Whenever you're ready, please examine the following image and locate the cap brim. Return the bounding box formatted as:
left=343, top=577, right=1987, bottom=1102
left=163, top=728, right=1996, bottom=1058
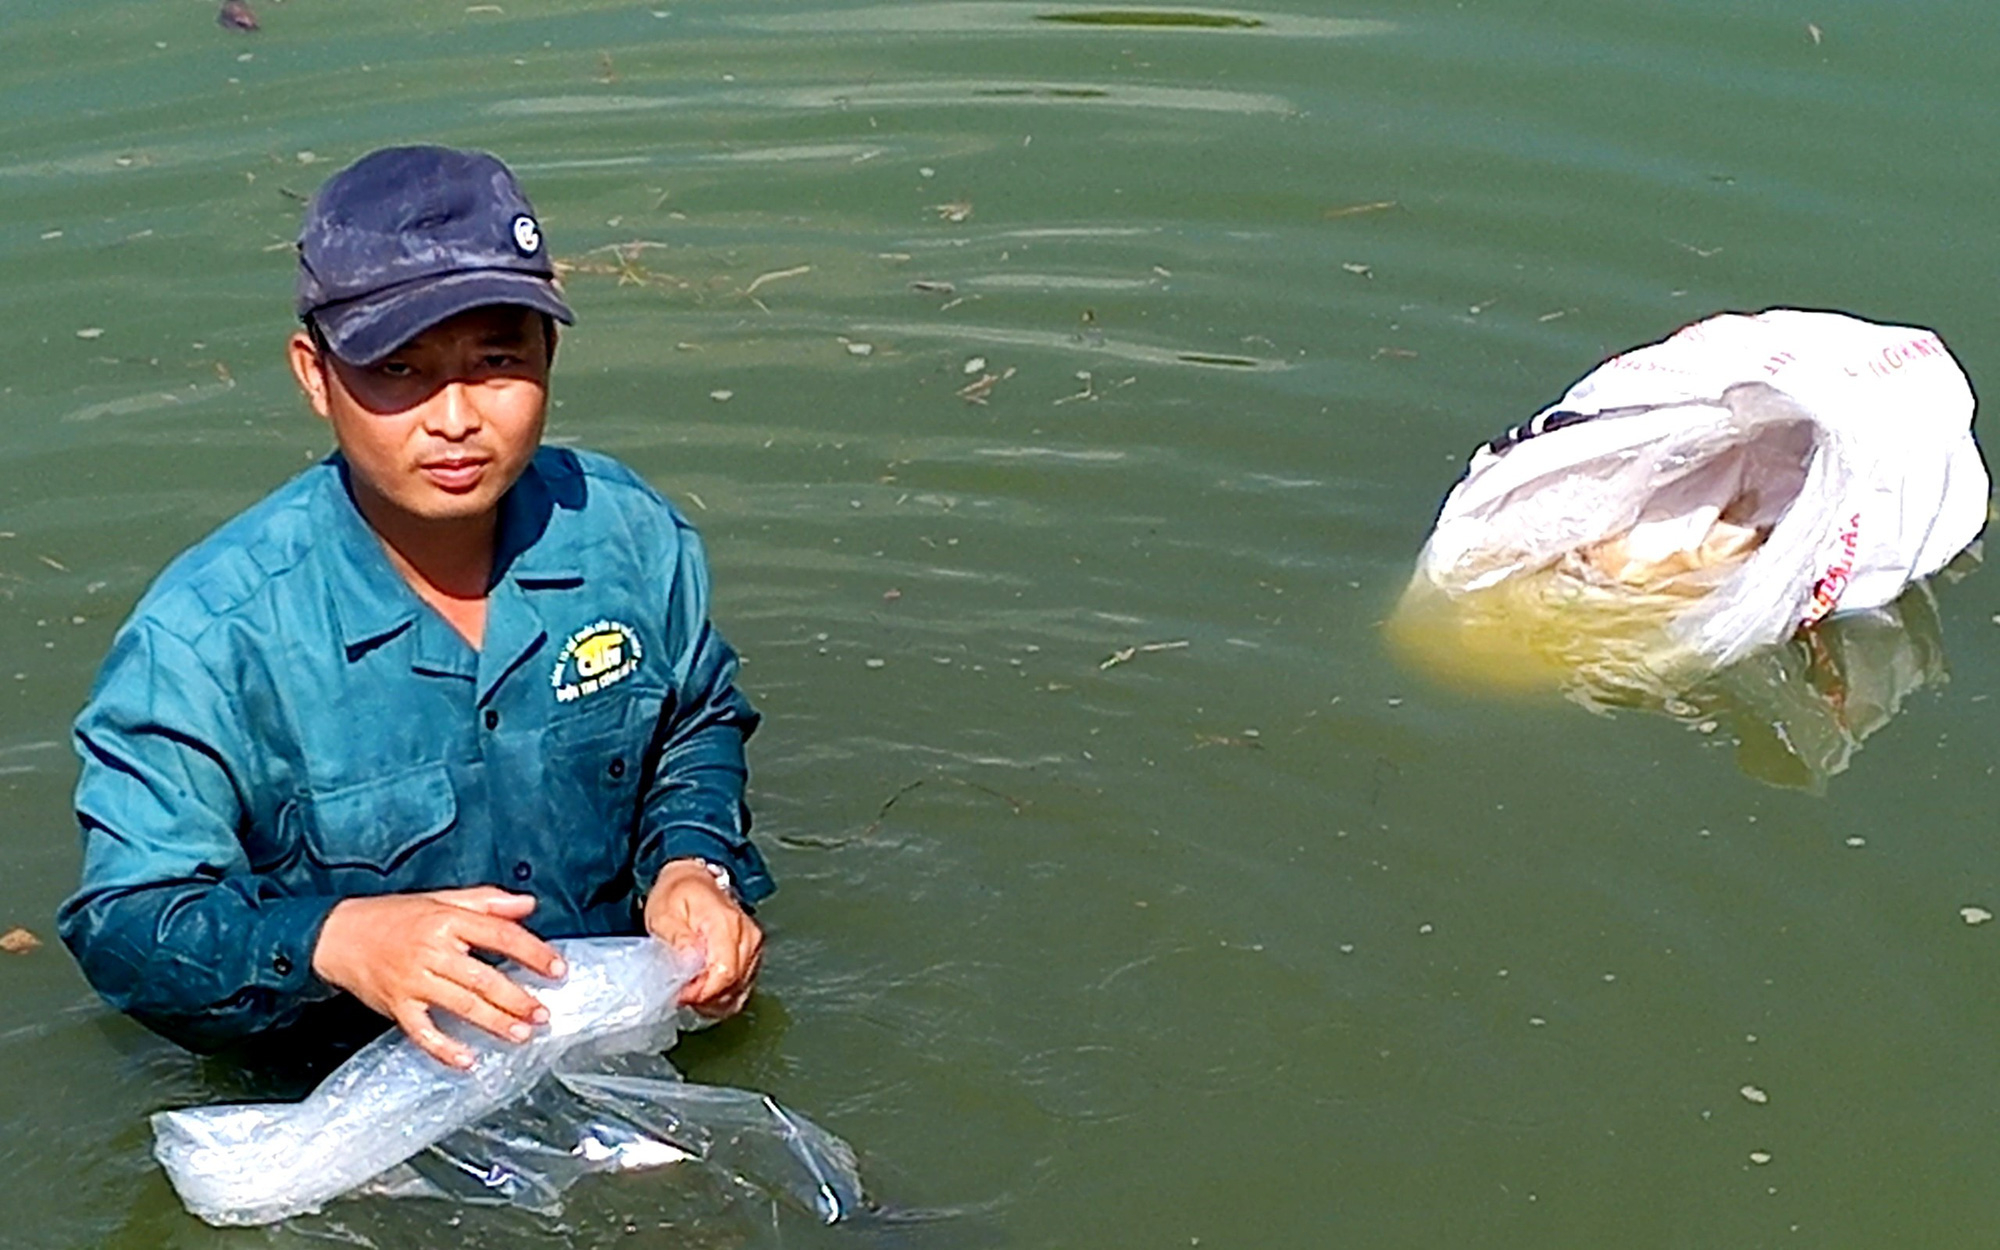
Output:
left=311, top=268, right=576, bottom=366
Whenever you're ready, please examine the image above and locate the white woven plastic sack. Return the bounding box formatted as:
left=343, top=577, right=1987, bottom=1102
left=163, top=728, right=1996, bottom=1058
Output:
left=150, top=938, right=863, bottom=1228
left=1412, top=309, right=1988, bottom=671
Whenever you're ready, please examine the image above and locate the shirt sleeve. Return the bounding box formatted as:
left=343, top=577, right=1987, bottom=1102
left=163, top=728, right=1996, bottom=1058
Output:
left=57, top=622, right=340, bottom=1053
left=631, top=514, right=775, bottom=907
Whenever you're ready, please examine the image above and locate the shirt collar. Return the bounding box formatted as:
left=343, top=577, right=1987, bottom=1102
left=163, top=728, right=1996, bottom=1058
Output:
left=315, top=458, right=421, bottom=657
left=316, top=453, right=586, bottom=659
left=492, top=450, right=585, bottom=589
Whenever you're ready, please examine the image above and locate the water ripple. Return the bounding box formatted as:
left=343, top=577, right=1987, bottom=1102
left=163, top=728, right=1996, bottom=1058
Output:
left=491, top=78, right=1294, bottom=119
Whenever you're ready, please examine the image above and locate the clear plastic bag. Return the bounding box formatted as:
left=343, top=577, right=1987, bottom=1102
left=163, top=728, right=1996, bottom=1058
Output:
left=151, top=938, right=863, bottom=1228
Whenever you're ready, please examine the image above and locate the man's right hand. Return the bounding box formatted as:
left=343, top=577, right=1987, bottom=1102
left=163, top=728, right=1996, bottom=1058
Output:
left=309, top=887, right=567, bottom=1070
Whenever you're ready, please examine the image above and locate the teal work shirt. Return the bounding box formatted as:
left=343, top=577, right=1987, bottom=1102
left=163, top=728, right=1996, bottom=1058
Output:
left=57, top=447, right=772, bottom=1053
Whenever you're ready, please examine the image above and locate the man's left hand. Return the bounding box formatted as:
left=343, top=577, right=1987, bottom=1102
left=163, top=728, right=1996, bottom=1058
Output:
left=643, top=858, right=762, bottom=1017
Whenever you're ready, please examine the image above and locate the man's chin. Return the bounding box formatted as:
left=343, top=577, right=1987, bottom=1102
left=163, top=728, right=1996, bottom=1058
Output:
left=402, top=485, right=507, bottom=524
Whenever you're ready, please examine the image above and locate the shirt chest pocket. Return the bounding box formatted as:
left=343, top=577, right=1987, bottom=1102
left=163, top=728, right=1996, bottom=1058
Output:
left=298, top=763, right=461, bottom=886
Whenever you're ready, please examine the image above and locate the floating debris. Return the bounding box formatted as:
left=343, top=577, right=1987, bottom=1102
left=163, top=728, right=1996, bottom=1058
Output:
left=217, top=0, right=259, bottom=31
left=931, top=200, right=973, bottom=224
left=709, top=389, right=734, bottom=403
left=742, top=264, right=811, bottom=297
left=1324, top=200, right=1397, bottom=220
left=1036, top=10, right=1265, bottom=28
left=962, top=356, right=987, bottom=375
left=0, top=927, right=42, bottom=955
left=1341, top=262, right=1372, bottom=277
left=1749, top=1151, right=1773, bottom=1165
left=1962, top=906, right=1993, bottom=926
left=1740, top=1085, right=1769, bottom=1105
left=1806, top=22, right=1823, bottom=45
left=909, top=280, right=956, bottom=296
left=75, top=328, right=104, bottom=340
left=864, top=658, right=886, bottom=670
left=957, top=366, right=1015, bottom=405
left=1100, top=639, right=1190, bottom=671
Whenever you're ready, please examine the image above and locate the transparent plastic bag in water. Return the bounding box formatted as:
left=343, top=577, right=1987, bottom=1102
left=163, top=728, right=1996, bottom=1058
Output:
left=150, top=938, right=865, bottom=1228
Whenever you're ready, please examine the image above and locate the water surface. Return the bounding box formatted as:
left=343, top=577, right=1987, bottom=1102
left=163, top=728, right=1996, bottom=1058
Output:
left=3, top=0, right=1999, bottom=1245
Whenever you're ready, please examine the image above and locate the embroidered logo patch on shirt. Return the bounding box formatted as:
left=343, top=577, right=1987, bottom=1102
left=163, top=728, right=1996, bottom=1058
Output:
left=551, top=620, right=643, bottom=703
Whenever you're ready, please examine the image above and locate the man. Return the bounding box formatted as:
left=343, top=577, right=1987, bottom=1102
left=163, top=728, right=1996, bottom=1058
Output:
left=57, top=146, right=771, bottom=1071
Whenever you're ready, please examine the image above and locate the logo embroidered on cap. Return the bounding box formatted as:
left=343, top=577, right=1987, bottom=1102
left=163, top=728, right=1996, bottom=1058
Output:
left=551, top=620, right=642, bottom=703
left=511, top=214, right=542, bottom=255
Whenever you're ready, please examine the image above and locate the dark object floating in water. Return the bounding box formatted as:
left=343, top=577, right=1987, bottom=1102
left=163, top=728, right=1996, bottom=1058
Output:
left=1037, top=9, right=1265, bottom=28
left=218, top=0, right=259, bottom=31
left=976, top=86, right=1111, bottom=99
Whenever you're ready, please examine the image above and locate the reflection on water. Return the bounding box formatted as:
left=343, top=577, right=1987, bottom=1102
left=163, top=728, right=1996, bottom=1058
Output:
left=1672, top=582, right=1950, bottom=792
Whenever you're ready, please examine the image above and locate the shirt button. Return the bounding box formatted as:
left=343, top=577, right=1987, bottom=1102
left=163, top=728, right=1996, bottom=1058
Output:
left=272, top=953, right=293, bottom=977
left=484, top=709, right=500, bottom=731
left=513, top=860, right=532, bottom=882
left=607, top=757, right=626, bottom=779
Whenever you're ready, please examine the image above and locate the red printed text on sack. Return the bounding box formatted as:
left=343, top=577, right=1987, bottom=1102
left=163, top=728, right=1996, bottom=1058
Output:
left=1801, top=513, right=1862, bottom=625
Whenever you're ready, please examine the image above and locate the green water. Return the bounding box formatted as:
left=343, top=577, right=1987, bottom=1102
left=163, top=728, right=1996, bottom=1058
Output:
left=3, top=0, right=1999, bottom=1245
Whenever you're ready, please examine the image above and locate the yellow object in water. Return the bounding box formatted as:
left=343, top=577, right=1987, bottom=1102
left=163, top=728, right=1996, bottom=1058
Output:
left=1388, top=517, right=1767, bottom=703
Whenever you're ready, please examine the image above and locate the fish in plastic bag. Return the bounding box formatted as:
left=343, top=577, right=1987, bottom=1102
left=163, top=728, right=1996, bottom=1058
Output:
left=1392, top=309, right=1988, bottom=698
left=150, top=937, right=865, bottom=1228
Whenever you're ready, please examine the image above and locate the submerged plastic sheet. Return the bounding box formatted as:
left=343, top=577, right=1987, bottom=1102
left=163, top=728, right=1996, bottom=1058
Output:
left=151, top=938, right=864, bottom=1228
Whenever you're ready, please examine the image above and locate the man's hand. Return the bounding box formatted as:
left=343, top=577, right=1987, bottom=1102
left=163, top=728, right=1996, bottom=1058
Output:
left=644, top=859, right=762, bottom=1017
left=310, top=887, right=567, bottom=1070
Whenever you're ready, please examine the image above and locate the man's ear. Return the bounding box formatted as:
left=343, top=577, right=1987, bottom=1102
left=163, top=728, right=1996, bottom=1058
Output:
left=286, top=330, right=333, bottom=420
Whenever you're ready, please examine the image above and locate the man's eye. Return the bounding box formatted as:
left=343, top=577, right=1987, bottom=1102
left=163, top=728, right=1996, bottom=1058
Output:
left=482, top=353, right=523, bottom=369
left=376, top=360, right=417, bottom=378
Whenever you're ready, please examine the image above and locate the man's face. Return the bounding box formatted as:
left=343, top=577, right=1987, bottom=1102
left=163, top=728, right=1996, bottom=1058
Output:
left=288, top=305, right=551, bottom=530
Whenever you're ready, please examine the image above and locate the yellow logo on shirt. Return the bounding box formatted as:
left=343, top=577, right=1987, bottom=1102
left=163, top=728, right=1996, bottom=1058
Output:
left=551, top=620, right=643, bottom=703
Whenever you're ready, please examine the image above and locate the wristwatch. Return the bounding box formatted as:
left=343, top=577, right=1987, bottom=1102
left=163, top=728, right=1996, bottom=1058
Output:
left=692, top=858, right=735, bottom=901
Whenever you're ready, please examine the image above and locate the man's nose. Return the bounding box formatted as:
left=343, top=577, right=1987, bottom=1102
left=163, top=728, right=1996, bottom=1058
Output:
left=428, top=380, right=482, bottom=439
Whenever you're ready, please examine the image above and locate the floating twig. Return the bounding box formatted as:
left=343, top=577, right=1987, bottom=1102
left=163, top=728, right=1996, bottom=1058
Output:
left=860, top=775, right=1026, bottom=835
left=1323, top=200, right=1397, bottom=220
left=742, top=264, right=812, bottom=296
left=1099, top=639, right=1189, bottom=671
left=957, top=366, right=1015, bottom=405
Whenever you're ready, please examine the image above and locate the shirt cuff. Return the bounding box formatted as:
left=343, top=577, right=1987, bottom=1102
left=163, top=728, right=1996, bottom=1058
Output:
left=247, top=894, right=344, bottom=997
left=640, top=827, right=776, bottom=907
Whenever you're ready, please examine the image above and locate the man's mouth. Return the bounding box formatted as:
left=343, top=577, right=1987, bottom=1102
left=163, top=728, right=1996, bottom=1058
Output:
left=419, top=456, right=490, bottom=492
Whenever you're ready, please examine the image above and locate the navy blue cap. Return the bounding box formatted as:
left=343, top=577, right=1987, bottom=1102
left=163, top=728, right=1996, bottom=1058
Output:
left=295, top=146, right=575, bottom=365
